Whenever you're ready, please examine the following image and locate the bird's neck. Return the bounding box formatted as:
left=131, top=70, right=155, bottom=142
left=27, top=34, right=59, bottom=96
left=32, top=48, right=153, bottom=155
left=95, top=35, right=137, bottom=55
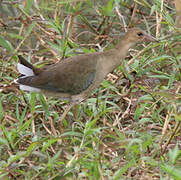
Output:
left=102, top=39, right=135, bottom=72
left=114, top=35, right=135, bottom=53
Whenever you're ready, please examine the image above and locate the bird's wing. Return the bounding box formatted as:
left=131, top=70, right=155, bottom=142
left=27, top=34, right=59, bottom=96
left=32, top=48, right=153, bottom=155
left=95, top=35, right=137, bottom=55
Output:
left=17, top=53, right=99, bottom=95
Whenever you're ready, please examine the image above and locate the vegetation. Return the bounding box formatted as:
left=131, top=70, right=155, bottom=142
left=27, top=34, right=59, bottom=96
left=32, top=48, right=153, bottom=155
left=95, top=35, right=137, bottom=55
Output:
left=0, top=0, right=181, bottom=179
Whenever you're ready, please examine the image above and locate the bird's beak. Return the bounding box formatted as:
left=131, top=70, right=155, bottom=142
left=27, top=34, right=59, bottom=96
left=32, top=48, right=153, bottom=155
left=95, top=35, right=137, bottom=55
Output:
left=143, top=34, right=158, bottom=42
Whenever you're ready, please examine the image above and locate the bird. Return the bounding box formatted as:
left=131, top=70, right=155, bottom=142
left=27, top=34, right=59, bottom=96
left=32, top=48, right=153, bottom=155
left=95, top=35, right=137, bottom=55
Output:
left=14, top=28, right=157, bottom=121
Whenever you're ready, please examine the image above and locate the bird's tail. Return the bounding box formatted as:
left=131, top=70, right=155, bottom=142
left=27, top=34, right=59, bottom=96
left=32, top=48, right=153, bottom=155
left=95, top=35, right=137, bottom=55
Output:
left=14, top=56, right=40, bottom=92
left=17, top=62, right=35, bottom=77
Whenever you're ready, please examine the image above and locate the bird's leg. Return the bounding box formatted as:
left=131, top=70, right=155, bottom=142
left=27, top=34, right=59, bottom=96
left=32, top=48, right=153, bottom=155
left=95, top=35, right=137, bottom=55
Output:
left=59, top=96, right=84, bottom=122
left=59, top=102, right=74, bottom=122
left=73, top=104, right=79, bottom=120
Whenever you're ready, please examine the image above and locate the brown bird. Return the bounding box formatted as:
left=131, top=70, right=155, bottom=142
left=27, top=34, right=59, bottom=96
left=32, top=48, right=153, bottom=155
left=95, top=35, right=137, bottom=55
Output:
left=15, top=28, right=157, bottom=121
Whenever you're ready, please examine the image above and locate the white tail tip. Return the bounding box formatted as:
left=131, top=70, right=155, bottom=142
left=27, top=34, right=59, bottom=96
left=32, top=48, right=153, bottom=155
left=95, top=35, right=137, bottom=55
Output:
left=17, top=63, right=34, bottom=76
left=19, top=85, right=40, bottom=92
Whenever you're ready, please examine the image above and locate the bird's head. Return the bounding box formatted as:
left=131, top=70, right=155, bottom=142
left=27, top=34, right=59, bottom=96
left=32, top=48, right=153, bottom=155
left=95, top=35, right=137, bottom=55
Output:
left=124, top=28, right=158, bottom=44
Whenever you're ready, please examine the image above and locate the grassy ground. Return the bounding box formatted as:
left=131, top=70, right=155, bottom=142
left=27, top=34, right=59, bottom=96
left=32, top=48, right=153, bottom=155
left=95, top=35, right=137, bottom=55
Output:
left=0, top=0, right=181, bottom=179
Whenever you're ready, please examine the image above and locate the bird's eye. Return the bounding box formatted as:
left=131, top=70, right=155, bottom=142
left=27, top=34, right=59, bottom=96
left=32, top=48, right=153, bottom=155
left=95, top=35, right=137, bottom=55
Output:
left=137, top=32, right=143, bottom=36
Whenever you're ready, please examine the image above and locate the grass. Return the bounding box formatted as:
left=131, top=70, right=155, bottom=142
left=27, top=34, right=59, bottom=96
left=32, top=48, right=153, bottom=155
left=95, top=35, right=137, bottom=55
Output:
left=0, top=0, right=181, bottom=179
